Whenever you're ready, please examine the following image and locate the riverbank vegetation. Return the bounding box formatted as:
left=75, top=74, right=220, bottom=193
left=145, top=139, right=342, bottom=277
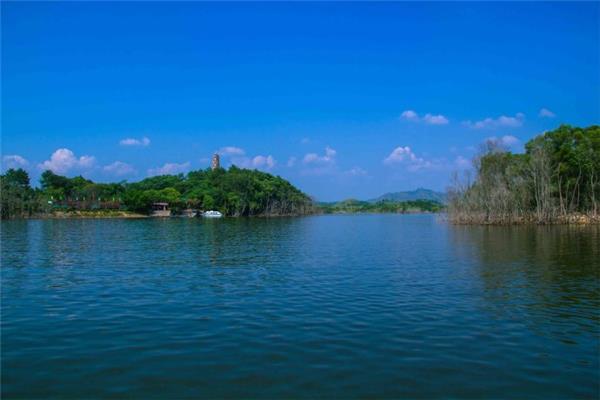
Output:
left=448, top=125, right=600, bottom=224
left=319, top=199, right=443, bottom=214
left=0, top=166, right=314, bottom=218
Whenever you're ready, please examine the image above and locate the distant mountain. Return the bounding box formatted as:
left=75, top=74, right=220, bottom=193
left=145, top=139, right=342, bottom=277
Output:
left=369, top=188, right=447, bottom=204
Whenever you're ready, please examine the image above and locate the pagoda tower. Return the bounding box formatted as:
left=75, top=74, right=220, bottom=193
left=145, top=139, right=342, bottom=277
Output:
left=211, top=153, right=220, bottom=170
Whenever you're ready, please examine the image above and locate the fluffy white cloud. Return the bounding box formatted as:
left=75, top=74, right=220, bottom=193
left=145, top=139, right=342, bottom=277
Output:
left=422, top=113, right=449, bottom=125
left=384, top=146, right=418, bottom=164
left=251, top=155, right=276, bottom=169
left=103, top=161, right=136, bottom=176
left=147, top=161, right=191, bottom=176
left=303, top=146, right=337, bottom=165
left=218, top=146, right=245, bottom=156
left=38, top=148, right=96, bottom=174
left=2, top=155, right=29, bottom=169
left=499, top=135, right=519, bottom=146
left=463, top=113, right=524, bottom=129
left=383, top=146, right=432, bottom=171
left=119, top=137, right=150, bottom=147
left=539, top=108, right=556, bottom=118
left=400, top=110, right=419, bottom=121
left=300, top=147, right=338, bottom=175
left=400, top=110, right=449, bottom=125
left=229, top=154, right=277, bottom=170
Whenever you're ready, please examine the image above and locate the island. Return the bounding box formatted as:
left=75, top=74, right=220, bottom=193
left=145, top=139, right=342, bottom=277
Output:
left=0, top=166, right=314, bottom=218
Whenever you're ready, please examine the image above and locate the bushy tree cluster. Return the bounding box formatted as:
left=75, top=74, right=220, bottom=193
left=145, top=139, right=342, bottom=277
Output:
left=0, top=169, right=40, bottom=219
left=123, top=166, right=314, bottom=215
left=448, top=125, right=600, bottom=224
left=0, top=166, right=314, bottom=218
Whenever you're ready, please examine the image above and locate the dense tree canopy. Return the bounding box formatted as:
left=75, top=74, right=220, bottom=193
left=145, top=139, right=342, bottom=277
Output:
left=1, top=166, right=314, bottom=218
left=449, top=125, right=600, bottom=224
left=1, top=169, right=38, bottom=219
left=122, top=166, right=314, bottom=215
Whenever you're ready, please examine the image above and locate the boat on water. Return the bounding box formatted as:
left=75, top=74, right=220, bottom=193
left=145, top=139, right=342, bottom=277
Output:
left=202, top=210, right=223, bottom=218
left=181, top=209, right=197, bottom=218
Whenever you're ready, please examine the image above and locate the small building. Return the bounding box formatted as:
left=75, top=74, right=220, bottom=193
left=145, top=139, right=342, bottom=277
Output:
left=211, top=153, right=220, bottom=170
left=151, top=202, right=171, bottom=217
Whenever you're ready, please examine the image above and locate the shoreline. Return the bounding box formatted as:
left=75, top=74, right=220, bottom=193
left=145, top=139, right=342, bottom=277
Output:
left=11, top=211, right=149, bottom=220
left=4, top=211, right=599, bottom=224
left=447, top=212, right=600, bottom=226
left=3, top=210, right=439, bottom=220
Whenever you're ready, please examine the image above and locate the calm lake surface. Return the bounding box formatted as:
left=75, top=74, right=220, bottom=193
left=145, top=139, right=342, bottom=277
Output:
left=2, top=215, right=599, bottom=399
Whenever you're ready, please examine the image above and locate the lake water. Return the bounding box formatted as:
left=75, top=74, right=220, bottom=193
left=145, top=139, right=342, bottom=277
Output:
left=1, top=215, right=598, bottom=398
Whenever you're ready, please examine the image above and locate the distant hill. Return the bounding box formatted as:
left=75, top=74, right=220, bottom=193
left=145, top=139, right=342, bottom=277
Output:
left=369, top=188, right=447, bottom=204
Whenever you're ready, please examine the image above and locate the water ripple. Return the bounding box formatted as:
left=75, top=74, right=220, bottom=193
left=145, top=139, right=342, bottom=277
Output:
left=2, top=216, right=598, bottom=398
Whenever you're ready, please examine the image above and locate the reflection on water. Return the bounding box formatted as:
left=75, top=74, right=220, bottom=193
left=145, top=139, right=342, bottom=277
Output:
left=451, top=225, right=599, bottom=338
left=1, top=216, right=598, bottom=399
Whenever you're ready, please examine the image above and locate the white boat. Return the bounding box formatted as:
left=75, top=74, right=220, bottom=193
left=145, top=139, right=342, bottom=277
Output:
left=202, top=210, right=223, bottom=218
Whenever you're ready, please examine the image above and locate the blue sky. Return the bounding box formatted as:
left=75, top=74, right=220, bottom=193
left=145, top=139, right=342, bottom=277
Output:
left=2, top=2, right=599, bottom=201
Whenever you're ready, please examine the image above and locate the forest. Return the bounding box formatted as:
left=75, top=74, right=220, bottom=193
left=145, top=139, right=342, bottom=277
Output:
left=448, top=125, right=600, bottom=224
left=0, top=166, right=314, bottom=218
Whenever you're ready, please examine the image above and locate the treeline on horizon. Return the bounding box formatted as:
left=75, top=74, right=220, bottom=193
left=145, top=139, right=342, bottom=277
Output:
left=1, top=166, right=444, bottom=219
left=448, top=125, right=600, bottom=224
left=319, top=199, right=443, bottom=214
left=0, top=166, right=314, bottom=218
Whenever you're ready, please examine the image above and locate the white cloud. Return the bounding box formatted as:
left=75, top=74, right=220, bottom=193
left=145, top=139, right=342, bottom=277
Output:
left=384, top=146, right=419, bottom=164
left=287, top=157, right=297, bottom=167
left=300, top=147, right=338, bottom=175
left=2, top=155, right=29, bottom=169
left=422, top=113, right=449, bottom=125
left=463, top=113, right=524, bottom=129
left=400, top=110, right=419, bottom=121
left=298, top=148, right=367, bottom=178
left=499, top=135, right=519, bottom=146
left=251, top=155, right=276, bottom=169
left=303, top=146, right=337, bottom=165
left=383, top=146, right=432, bottom=171
left=400, top=110, right=449, bottom=125
left=229, top=154, right=277, bottom=171
left=539, top=108, right=556, bottom=118
left=103, top=161, right=136, bottom=176
left=119, top=137, right=150, bottom=147
left=147, top=161, right=191, bottom=176
left=38, top=148, right=96, bottom=174
left=218, top=146, right=245, bottom=156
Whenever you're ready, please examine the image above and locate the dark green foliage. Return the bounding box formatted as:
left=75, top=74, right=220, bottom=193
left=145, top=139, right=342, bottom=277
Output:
left=449, top=125, right=600, bottom=224
left=319, top=199, right=443, bottom=214
left=1, top=169, right=39, bottom=218
left=369, top=188, right=447, bottom=204
left=40, top=170, right=125, bottom=202
left=1, top=167, right=314, bottom=218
